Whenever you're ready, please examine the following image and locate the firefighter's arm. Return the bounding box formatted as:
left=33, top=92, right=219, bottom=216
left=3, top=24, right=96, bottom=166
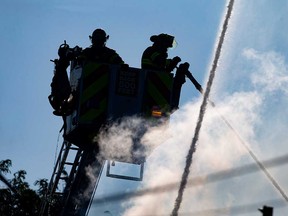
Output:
left=166, top=56, right=181, bottom=72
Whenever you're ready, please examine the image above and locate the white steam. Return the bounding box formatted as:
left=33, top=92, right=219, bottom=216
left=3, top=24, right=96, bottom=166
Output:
left=86, top=1, right=288, bottom=214
left=121, top=91, right=264, bottom=215
left=120, top=35, right=288, bottom=216
left=244, top=48, right=288, bottom=95
left=95, top=116, right=171, bottom=164
left=85, top=49, right=288, bottom=215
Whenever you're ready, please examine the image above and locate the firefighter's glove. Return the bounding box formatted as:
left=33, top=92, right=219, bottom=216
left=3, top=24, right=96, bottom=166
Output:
left=172, top=56, right=181, bottom=65
left=181, top=62, right=190, bottom=70
left=167, top=56, right=182, bottom=72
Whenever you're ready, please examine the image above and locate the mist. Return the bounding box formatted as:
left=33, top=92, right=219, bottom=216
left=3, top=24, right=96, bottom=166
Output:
left=120, top=1, right=288, bottom=215
left=85, top=1, right=288, bottom=215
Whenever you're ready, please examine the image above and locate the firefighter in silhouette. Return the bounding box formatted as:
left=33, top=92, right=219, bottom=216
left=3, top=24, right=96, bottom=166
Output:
left=48, top=42, right=77, bottom=116
left=49, top=29, right=127, bottom=131
left=82, top=28, right=126, bottom=66
left=141, top=33, right=202, bottom=110
left=49, top=29, right=127, bottom=115
left=141, top=33, right=181, bottom=73
left=48, top=42, right=81, bottom=137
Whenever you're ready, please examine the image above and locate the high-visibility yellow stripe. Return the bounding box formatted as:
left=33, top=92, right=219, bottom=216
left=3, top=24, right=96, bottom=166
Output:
left=141, top=59, right=160, bottom=70
left=83, top=63, right=103, bottom=78
left=79, top=98, right=107, bottom=122
left=142, top=59, right=152, bottom=64
left=155, top=72, right=173, bottom=90
left=151, top=52, right=161, bottom=61
left=142, top=59, right=158, bottom=68
left=147, top=80, right=167, bottom=105
left=81, top=73, right=108, bottom=103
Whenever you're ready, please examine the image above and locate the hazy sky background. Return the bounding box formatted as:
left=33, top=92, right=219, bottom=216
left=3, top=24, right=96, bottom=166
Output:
left=1, top=0, right=288, bottom=215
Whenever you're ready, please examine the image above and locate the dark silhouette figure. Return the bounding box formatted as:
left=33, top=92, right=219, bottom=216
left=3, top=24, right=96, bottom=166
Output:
left=141, top=33, right=202, bottom=110
left=48, top=42, right=75, bottom=117
left=141, top=33, right=181, bottom=73
left=49, top=29, right=127, bottom=116
left=172, top=62, right=203, bottom=109
left=49, top=28, right=128, bottom=137
left=81, top=28, right=125, bottom=65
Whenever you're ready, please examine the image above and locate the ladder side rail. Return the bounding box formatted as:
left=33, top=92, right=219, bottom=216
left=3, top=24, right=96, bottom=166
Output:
left=62, top=147, right=84, bottom=195
left=49, top=141, right=72, bottom=195
left=39, top=141, right=73, bottom=216
left=60, top=147, right=104, bottom=216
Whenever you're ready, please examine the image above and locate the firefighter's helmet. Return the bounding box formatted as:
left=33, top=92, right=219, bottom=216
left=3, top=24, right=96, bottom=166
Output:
left=90, top=28, right=109, bottom=46
left=150, top=33, right=177, bottom=48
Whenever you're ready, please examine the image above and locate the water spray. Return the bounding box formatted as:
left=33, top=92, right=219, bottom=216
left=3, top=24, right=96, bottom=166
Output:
left=171, top=0, right=235, bottom=215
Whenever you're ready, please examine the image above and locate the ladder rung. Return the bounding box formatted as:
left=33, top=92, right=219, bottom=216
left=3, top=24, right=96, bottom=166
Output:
left=59, top=176, right=68, bottom=180
left=54, top=192, right=64, bottom=195
left=70, top=147, right=80, bottom=150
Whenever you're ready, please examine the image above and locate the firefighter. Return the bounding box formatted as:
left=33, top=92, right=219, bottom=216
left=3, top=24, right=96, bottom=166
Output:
left=141, top=33, right=181, bottom=73
left=49, top=42, right=76, bottom=116
left=141, top=33, right=202, bottom=110
left=81, top=28, right=126, bottom=65
left=141, top=33, right=184, bottom=110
